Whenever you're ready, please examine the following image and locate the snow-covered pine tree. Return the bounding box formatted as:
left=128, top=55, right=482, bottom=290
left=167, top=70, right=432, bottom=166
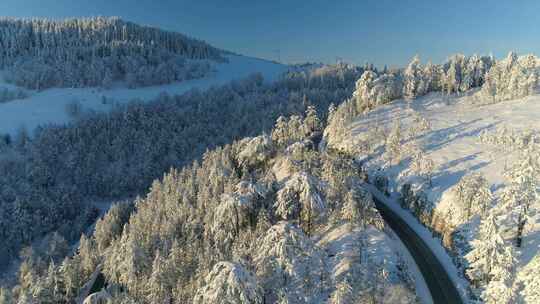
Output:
left=481, top=268, right=518, bottom=304
left=480, top=52, right=539, bottom=102
left=33, top=262, right=64, bottom=304
left=59, top=256, right=83, bottom=301
left=499, top=143, right=540, bottom=247
left=443, top=54, right=467, bottom=93
left=341, top=190, right=362, bottom=225
left=272, top=116, right=290, bottom=147
left=410, top=146, right=435, bottom=187
left=371, top=73, right=404, bottom=107
left=353, top=70, right=377, bottom=112
left=0, top=287, right=12, bottom=304
left=303, top=105, right=322, bottom=137
left=341, top=184, right=383, bottom=229
left=274, top=172, right=325, bottom=235
left=327, top=103, right=337, bottom=125
left=210, top=192, right=250, bottom=255
left=465, top=211, right=517, bottom=301
left=168, top=240, right=197, bottom=303
left=147, top=251, right=172, bottom=303
left=192, top=262, right=263, bottom=304
left=403, top=55, right=425, bottom=100
left=409, top=112, right=431, bottom=139
left=423, top=61, right=441, bottom=92
left=78, top=234, right=99, bottom=279
left=287, top=115, right=304, bottom=143
left=385, top=119, right=402, bottom=165
left=253, top=222, right=325, bottom=303
left=454, top=173, right=493, bottom=219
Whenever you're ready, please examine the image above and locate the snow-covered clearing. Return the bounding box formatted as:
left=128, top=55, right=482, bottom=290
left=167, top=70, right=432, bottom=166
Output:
left=0, top=54, right=287, bottom=136
left=330, top=90, right=540, bottom=298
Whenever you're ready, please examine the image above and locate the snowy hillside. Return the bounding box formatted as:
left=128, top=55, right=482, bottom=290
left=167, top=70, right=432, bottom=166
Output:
left=0, top=54, right=287, bottom=136
left=0, top=32, right=366, bottom=302
left=1, top=108, right=429, bottom=303
left=329, top=88, right=540, bottom=302
left=333, top=90, right=540, bottom=199
left=2, top=13, right=538, bottom=304
left=0, top=17, right=225, bottom=89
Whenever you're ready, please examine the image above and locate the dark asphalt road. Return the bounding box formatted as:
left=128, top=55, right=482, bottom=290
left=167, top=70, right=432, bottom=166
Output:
left=372, top=194, right=463, bottom=304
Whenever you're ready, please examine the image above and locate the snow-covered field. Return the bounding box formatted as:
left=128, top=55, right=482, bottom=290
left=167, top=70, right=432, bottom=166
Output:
left=0, top=54, right=287, bottom=136
left=330, top=90, right=540, bottom=298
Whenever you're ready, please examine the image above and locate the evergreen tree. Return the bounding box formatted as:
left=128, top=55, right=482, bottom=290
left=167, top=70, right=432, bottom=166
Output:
left=253, top=222, right=325, bottom=303
left=410, top=147, right=435, bottom=187
left=403, top=55, right=425, bottom=100
left=353, top=70, right=377, bottom=112
left=147, top=251, right=172, bottom=304
left=341, top=185, right=382, bottom=229
left=275, top=173, right=325, bottom=235
left=445, top=61, right=460, bottom=94
left=59, top=256, right=82, bottom=301
left=454, top=173, right=493, bottom=219
left=272, top=116, right=290, bottom=147
left=500, top=144, right=540, bottom=247
left=192, top=262, right=263, bottom=304
left=303, top=105, right=322, bottom=137
left=385, top=119, right=402, bottom=164
left=465, top=212, right=516, bottom=300
left=287, top=115, right=304, bottom=143
left=78, top=234, right=98, bottom=278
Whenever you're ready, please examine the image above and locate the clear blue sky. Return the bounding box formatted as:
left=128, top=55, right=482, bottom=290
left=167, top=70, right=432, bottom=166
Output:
left=1, top=0, right=539, bottom=67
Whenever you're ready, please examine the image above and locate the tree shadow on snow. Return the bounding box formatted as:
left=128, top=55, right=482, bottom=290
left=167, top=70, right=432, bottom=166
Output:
left=520, top=228, right=540, bottom=266
left=429, top=160, right=490, bottom=198
left=423, top=120, right=500, bottom=152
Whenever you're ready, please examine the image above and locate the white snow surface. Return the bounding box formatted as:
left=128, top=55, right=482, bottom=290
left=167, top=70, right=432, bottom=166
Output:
left=330, top=90, right=540, bottom=301
left=0, top=54, right=287, bottom=136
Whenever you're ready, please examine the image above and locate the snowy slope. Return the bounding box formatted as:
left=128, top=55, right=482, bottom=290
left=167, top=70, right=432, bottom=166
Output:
left=329, top=90, right=540, bottom=299
left=0, top=54, right=287, bottom=136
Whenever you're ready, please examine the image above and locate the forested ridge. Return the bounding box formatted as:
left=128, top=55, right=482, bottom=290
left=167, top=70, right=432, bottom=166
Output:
left=0, top=17, right=223, bottom=89
left=0, top=63, right=363, bottom=277
left=1, top=104, right=420, bottom=303
left=324, top=51, right=540, bottom=304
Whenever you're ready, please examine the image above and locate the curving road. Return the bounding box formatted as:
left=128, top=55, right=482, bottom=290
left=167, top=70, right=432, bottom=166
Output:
left=371, top=193, right=463, bottom=304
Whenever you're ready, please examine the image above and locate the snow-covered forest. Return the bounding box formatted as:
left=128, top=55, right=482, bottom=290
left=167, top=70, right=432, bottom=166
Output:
left=0, top=62, right=363, bottom=279
left=0, top=17, right=223, bottom=89
left=1, top=14, right=540, bottom=304
left=1, top=106, right=421, bottom=303
left=325, top=52, right=540, bottom=303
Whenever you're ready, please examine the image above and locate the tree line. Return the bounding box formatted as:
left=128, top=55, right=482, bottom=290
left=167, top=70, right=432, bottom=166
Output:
left=0, top=17, right=223, bottom=89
